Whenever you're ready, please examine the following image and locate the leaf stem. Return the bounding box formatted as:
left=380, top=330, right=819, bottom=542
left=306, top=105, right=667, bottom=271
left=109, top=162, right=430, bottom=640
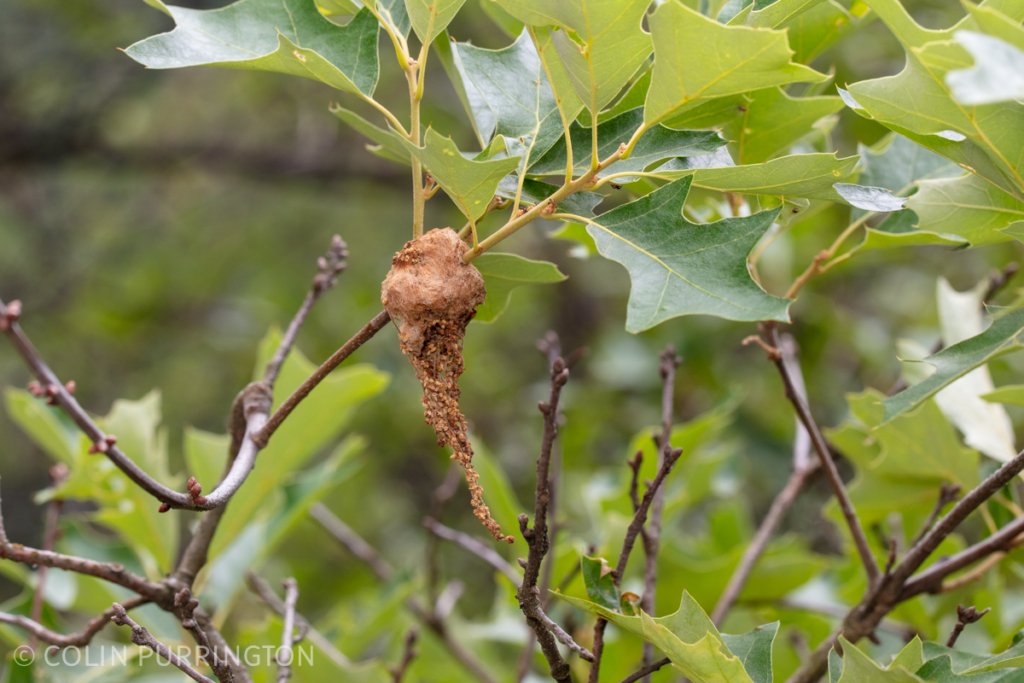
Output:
left=785, top=211, right=872, bottom=299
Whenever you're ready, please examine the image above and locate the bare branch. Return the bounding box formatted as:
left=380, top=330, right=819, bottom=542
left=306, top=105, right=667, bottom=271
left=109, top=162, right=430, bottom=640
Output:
left=590, top=445, right=683, bottom=683
left=760, top=323, right=881, bottom=586
left=254, top=310, right=391, bottom=447
left=246, top=573, right=351, bottom=670
left=947, top=605, right=990, bottom=647
left=0, top=597, right=149, bottom=648
left=711, top=335, right=817, bottom=626
left=110, top=603, right=216, bottom=683
left=390, top=629, right=419, bottom=683
left=423, top=518, right=520, bottom=585
left=277, top=578, right=299, bottom=683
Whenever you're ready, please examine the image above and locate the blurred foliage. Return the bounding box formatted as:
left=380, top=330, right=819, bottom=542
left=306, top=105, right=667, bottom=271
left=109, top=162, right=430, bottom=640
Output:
left=1, top=0, right=1024, bottom=681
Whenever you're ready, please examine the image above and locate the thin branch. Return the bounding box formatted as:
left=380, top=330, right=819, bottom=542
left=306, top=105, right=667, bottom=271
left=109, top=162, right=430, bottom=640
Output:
left=246, top=573, right=350, bottom=670
left=390, top=628, right=419, bottom=683
left=423, top=518, right=520, bottom=585
left=620, top=658, right=670, bottom=683
left=0, top=541, right=168, bottom=602
left=908, top=484, right=961, bottom=549
left=946, top=605, right=990, bottom=647
left=110, top=603, right=216, bottom=683
left=639, top=347, right=680, bottom=676
left=309, top=504, right=499, bottom=683
left=711, top=335, right=817, bottom=626
left=276, top=578, right=299, bottom=683
left=0, top=596, right=149, bottom=648
left=589, top=445, right=683, bottom=683
left=760, top=323, right=881, bottom=586
left=254, top=310, right=391, bottom=447
left=0, top=297, right=193, bottom=508
left=518, top=346, right=574, bottom=683
left=893, top=448, right=1024, bottom=590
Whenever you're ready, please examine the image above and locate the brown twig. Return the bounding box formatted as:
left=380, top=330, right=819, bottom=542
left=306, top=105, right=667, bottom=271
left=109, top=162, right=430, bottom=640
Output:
left=946, top=605, right=990, bottom=647
left=390, top=628, right=419, bottom=683
left=909, top=484, right=962, bottom=549
left=761, top=323, right=881, bottom=587
left=0, top=596, right=149, bottom=648
left=309, top=503, right=499, bottom=683
left=518, top=344, right=574, bottom=683
left=254, top=310, right=391, bottom=447
left=589, top=445, right=683, bottom=683
left=710, top=334, right=818, bottom=627
left=276, top=578, right=300, bottom=683
left=786, top=448, right=1024, bottom=683
left=110, top=603, right=216, bottom=683
left=638, top=347, right=680, bottom=677
left=246, top=573, right=349, bottom=669
left=423, top=518, right=520, bottom=585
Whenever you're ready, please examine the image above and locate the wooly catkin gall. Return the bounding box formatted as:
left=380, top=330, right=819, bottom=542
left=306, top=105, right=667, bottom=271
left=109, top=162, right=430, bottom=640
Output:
left=381, top=228, right=512, bottom=543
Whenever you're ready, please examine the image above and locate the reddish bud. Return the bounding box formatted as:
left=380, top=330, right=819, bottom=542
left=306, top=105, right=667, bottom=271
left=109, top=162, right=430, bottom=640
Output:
left=64, top=380, right=76, bottom=394
left=27, top=381, right=43, bottom=397
left=158, top=503, right=171, bottom=513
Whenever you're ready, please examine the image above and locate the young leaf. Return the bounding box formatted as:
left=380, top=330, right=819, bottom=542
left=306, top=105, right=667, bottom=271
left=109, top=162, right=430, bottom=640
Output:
left=472, top=253, right=567, bottom=323
left=450, top=31, right=563, bottom=164
left=845, top=11, right=1024, bottom=200
left=881, top=307, right=1024, bottom=424
left=908, top=174, right=1024, bottom=245
left=528, top=108, right=725, bottom=178
left=490, top=0, right=652, bottom=115
left=645, top=0, right=826, bottom=126
left=659, top=153, right=858, bottom=201
left=580, top=555, right=619, bottom=611
left=560, top=591, right=755, bottom=682
left=397, top=128, right=521, bottom=221
left=585, top=176, right=790, bottom=332
left=983, top=385, right=1024, bottom=407
left=836, top=636, right=925, bottom=682
left=126, top=2, right=380, bottom=97
left=330, top=104, right=410, bottom=163
left=721, top=622, right=780, bottom=683
left=722, top=87, right=844, bottom=164
left=407, top=0, right=466, bottom=46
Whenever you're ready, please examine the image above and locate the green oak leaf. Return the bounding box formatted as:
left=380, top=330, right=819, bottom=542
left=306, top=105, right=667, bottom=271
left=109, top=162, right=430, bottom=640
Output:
left=908, top=174, right=1024, bottom=245
left=645, top=0, right=826, bottom=126
left=330, top=104, right=409, bottom=164
left=317, top=0, right=411, bottom=35
left=407, top=0, right=466, bottom=45
left=397, top=128, right=521, bottom=221
left=845, top=5, right=1024, bottom=200
left=728, top=0, right=828, bottom=28
left=787, top=0, right=862, bottom=63
left=559, top=591, right=755, bottom=683
left=658, top=153, right=858, bottom=201
left=837, top=637, right=925, bottom=682
left=126, top=2, right=380, bottom=97
left=585, top=176, right=790, bottom=332
left=529, top=108, right=725, bottom=178
left=580, top=555, right=619, bottom=611
left=833, top=184, right=906, bottom=212
left=489, top=0, right=652, bottom=115
left=723, top=87, right=844, bottom=164
left=450, top=31, right=563, bottom=167
left=881, top=307, right=1024, bottom=424
left=983, top=384, right=1024, bottom=407
left=126, top=1, right=380, bottom=96
left=472, top=253, right=566, bottom=322
left=721, top=622, right=780, bottom=683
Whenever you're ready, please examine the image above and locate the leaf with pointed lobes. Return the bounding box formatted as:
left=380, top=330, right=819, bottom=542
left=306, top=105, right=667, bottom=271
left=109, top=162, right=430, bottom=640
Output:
left=585, top=176, right=790, bottom=332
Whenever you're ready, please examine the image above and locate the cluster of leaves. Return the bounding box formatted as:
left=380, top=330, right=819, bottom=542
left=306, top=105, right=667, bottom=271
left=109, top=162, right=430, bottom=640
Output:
left=3, top=0, right=1024, bottom=681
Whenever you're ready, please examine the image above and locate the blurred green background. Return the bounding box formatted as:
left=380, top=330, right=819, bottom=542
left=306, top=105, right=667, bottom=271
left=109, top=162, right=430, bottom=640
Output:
left=2, top=0, right=1023, bottom=678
